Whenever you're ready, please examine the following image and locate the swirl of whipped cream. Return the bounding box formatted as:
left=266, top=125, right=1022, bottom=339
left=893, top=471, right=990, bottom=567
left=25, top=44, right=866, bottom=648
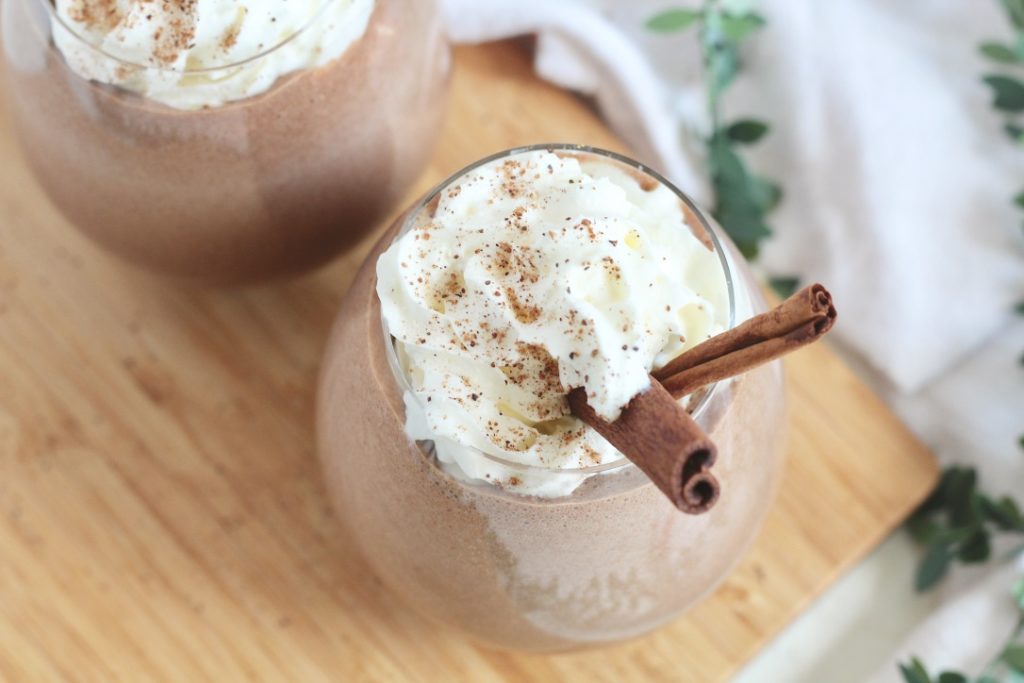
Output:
left=51, top=0, right=375, bottom=109
left=377, top=150, right=730, bottom=497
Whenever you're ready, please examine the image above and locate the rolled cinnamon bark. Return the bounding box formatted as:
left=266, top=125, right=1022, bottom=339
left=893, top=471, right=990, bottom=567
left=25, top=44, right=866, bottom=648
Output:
left=653, top=284, right=836, bottom=399
left=567, top=283, right=836, bottom=516
left=568, top=379, right=720, bottom=514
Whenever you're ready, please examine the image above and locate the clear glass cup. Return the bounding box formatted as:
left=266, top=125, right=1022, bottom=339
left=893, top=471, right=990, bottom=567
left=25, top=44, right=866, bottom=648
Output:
left=1, top=0, right=449, bottom=284
left=317, top=145, right=786, bottom=651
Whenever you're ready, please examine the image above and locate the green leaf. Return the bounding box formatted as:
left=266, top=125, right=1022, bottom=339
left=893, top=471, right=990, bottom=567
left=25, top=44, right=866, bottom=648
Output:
left=1008, top=123, right=1024, bottom=143
left=721, top=11, right=765, bottom=41
left=646, top=8, right=702, bottom=32
left=708, top=134, right=773, bottom=259
left=979, top=494, right=1024, bottom=530
left=916, top=542, right=953, bottom=591
left=899, top=657, right=933, bottom=683
left=980, top=41, right=1021, bottom=63
left=1015, top=191, right=1024, bottom=209
left=933, top=526, right=976, bottom=546
left=726, top=119, right=770, bottom=144
left=956, top=530, right=991, bottom=563
left=1001, top=0, right=1024, bottom=30
left=978, top=677, right=1001, bottom=683
left=918, top=468, right=957, bottom=515
left=983, top=75, right=1024, bottom=112
left=1015, top=300, right=1024, bottom=315
left=906, top=514, right=941, bottom=544
left=708, top=132, right=741, bottom=178
left=712, top=200, right=771, bottom=259
left=946, top=468, right=979, bottom=528
left=1005, top=644, right=1024, bottom=672
left=750, top=177, right=783, bottom=212
left=937, top=673, right=967, bottom=683
left=769, top=276, right=800, bottom=299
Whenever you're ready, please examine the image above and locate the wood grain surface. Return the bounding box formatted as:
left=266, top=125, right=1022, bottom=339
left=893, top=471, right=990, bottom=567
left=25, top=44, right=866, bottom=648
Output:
left=0, top=41, right=938, bottom=682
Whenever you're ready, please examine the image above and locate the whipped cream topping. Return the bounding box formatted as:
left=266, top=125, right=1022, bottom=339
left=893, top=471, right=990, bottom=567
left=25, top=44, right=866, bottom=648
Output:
left=51, top=0, right=375, bottom=109
left=377, top=150, right=730, bottom=497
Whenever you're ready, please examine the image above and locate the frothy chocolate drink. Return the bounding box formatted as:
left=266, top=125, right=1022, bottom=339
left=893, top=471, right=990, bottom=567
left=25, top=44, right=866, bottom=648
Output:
left=318, top=146, right=786, bottom=650
left=2, top=0, right=449, bottom=283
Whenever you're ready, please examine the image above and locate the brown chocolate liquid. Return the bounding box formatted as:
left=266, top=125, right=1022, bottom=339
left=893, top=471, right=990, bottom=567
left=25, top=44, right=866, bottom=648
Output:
left=2, top=0, right=449, bottom=284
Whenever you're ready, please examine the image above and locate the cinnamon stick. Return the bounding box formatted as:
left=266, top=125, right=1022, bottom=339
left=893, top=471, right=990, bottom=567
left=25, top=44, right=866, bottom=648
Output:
left=653, top=283, right=836, bottom=399
left=568, top=379, right=720, bottom=514
left=566, top=283, right=836, bottom=516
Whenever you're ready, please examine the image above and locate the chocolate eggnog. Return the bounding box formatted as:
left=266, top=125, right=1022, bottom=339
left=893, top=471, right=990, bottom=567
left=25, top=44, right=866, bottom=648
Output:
left=318, top=147, right=785, bottom=650
left=2, top=0, right=449, bottom=283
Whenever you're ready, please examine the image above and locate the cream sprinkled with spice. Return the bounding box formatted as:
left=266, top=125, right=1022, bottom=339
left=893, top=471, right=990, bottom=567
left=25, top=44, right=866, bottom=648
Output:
left=51, top=0, right=375, bottom=109
left=377, top=150, right=729, bottom=496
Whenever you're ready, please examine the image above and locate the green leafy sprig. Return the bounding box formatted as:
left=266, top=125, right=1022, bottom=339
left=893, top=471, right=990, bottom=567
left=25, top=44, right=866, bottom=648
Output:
left=647, top=1, right=781, bottom=260
left=902, top=467, right=1024, bottom=682
left=907, top=466, right=1024, bottom=592
left=981, top=0, right=1024, bottom=161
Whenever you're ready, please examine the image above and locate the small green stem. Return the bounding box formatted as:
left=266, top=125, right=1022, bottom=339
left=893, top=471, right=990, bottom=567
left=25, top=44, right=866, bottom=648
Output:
left=699, top=0, right=722, bottom=135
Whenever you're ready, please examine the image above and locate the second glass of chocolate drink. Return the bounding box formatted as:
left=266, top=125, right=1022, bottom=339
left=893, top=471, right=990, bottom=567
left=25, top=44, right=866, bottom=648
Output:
left=1, top=0, right=449, bottom=283
left=317, top=145, right=787, bottom=651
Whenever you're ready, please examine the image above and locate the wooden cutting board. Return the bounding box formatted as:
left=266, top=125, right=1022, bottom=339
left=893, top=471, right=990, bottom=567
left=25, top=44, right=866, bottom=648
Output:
left=0, top=41, right=938, bottom=682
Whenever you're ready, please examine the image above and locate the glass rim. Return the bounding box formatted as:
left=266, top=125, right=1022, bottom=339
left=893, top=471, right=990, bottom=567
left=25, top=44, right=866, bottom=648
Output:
left=381, top=143, right=738, bottom=476
left=38, top=0, right=348, bottom=75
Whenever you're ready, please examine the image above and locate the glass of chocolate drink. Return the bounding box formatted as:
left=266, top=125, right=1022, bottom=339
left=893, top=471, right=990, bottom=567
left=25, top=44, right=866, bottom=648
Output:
left=317, top=145, right=787, bottom=651
left=1, top=0, right=449, bottom=283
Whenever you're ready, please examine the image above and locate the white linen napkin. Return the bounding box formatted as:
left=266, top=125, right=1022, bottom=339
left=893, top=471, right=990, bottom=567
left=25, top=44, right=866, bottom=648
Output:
left=865, top=559, right=1023, bottom=683
left=443, top=0, right=1024, bottom=393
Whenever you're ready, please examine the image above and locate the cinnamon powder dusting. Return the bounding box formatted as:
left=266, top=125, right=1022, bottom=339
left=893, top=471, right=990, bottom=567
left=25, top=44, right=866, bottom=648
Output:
left=152, top=0, right=198, bottom=65
left=220, top=20, right=241, bottom=50
left=66, top=0, right=123, bottom=32
left=68, top=0, right=201, bottom=67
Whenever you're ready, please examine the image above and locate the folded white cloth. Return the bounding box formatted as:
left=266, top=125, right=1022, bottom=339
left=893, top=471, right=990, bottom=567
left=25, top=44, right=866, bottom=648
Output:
left=441, top=0, right=704, bottom=194
left=865, top=558, right=1023, bottom=683
left=443, top=0, right=1024, bottom=393
left=443, top=0, right=1024, bottom=680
